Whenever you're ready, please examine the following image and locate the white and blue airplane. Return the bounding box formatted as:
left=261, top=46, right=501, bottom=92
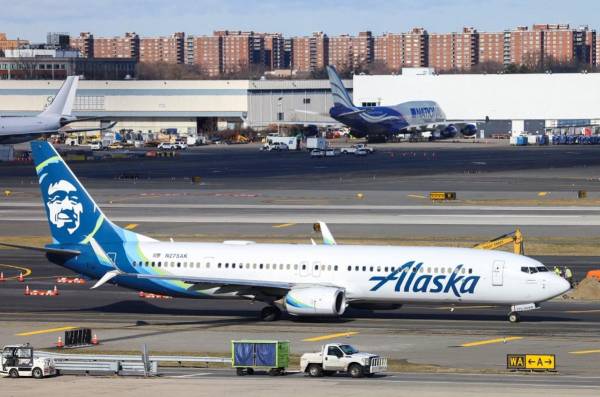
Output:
left=326, top=66, right=478, bottom=142
left=0, top=76, right=115, bottom=144
left=1, top=141, right=570, bottom=323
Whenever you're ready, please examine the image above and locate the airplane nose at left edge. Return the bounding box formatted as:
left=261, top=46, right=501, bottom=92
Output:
left=555, top=276, right=571, bottom=296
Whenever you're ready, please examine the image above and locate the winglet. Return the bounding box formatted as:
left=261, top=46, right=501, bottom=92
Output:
left=318, top=221, right=337, bottom=245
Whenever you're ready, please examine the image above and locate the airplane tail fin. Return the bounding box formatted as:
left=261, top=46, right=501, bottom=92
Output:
left=30, top=141, right=153, bottom=246
left=40, top=76, right=79, bottom=117
left=326, top=66, right=356, bottom=110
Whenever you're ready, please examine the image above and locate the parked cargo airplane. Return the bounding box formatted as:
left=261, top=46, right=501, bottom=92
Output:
left=326, top=66, right=479, bottom=142
left=1, top=141, right=570, bottom=323
left=0, top=76, right=115, bottom=144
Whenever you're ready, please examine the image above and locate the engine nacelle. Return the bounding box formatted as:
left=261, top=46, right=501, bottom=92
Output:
left=461, top=123, right=478, bottom=137
left=285, top=287, right=346, bottom=316
left=440, top=125, right=458, bottom=138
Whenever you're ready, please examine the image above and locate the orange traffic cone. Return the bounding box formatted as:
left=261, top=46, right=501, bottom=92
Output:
left=17, top=272, right=24, bottom=282
left=56, top=336, right=64, bottom=348
left=24, top=285, right=30, bottom=296
left=52, top=286, right=59, bottom=296
left=91, top=334, right=99, bottom=345
left=0, top=272, right=5, bottom=282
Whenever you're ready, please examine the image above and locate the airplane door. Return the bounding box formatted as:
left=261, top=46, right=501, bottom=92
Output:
left=492, top=260, right=504, bottom=286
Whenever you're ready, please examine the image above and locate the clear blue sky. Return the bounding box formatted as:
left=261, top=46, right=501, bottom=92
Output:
left=2, top=0, right=600, bottom=41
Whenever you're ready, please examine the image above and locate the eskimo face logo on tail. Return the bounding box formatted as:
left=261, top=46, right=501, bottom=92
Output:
left=46, top=180, right=83, bottom=235
left=369, top=261, right=480, bottom=297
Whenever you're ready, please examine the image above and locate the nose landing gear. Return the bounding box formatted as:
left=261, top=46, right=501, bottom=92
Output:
left=508, top=312, right=520, bottom=323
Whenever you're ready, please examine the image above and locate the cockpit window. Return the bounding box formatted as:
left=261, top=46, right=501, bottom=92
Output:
left=521, top=267, right=530, bottom=274
left=521, top=266, right=549, bottom=274
left=537, top=266, right=549, bottom=272
left=529, top=267, right=538, bottom=274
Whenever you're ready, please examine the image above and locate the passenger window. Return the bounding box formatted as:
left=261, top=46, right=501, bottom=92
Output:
left=294, top=264, right=298, bottom=270
left=334, top=265, right=338, bottom=271
left=302, top=264, right=306, bottom=270
left=355, top=266, right=359, bottom=271
left=286, top=264, right=290, bottom=270
left=348, top=266, right=352, bottom=271
left=461, top=268, right=465, bottom=274
left=315, top=265, right=319, bottom=271
left=207, top=263, right=210, bottom=269
left=434, top=267, right=438, bottom=273
left=447, top=267, right=452, bottom=274
left=232, top=263, right=236, bottom=269
left=260, top=264, right=264, bottom=269
left=362, top=266, right=367, bottom=272
left=468, top=268, right=472, bottom=274
left=253, top=264, right=257, bottom=269
left=391, top=267, right=395, bottom=272
left=177, top=263, right=181, bottom=267
left=369, top=266, right=373, bottom=272
left=441, top=268, right=445, bottom=274
left=266, top=264, right=270, bottom=270
left=328, top=265, right=332, bottom=271
left=419, top=267, right=424, bottom=273
left=384, top=267, right=388, bottom=272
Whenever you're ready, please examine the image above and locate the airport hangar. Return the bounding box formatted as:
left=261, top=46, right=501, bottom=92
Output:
left=0, top=79, right=351, bottom=138
left=0, top=73, right=599, bottom=136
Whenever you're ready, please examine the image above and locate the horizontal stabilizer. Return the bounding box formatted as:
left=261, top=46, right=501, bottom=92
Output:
left=91, top=270, right=122, bottom=289
left=0, top=242, right=80, bottom=257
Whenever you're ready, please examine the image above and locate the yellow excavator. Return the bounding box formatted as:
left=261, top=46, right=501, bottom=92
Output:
left=473, top=228, right=524, bottom=255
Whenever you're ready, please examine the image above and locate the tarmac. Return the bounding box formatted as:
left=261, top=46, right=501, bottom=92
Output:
left=2, top=142, right=600, bottom=392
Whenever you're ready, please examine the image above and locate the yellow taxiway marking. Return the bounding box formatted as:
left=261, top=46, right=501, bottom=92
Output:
left=124, top=223, right=139, bottom=230
left=272, top=223, right=296, bottom=228
left=537, top=192, right=549, bottom=197
left=461, top=336, right=523, bottom=347
left=569, top=349, right=600, bottom=355
left=303, top=332, right=359, bottom=342
left=17, top=326, right=78, bottom=337
left=0, top=264, right=32, bottom=280
left=407, top=194, right=426, bottom=199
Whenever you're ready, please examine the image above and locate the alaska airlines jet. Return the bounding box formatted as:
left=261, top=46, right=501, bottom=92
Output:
left=327, top=66, right=478, bottom=142
left=0, top=76, right=115, bottom=144
left=1, top=142, right=570, bottom=323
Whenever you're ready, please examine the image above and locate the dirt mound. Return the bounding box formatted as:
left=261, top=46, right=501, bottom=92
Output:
left=567, top=278, right=600, bottom=300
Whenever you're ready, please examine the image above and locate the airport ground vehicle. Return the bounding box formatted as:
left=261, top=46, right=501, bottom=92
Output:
left=310, top=149, right=326, bottom=157
left=232, top=340, right=289, bottom=376
left=107, top=142, right=123, bottom=150
left=88, top=141, right=103, bottom=150
left=340, top=144, right=374, bottom=155
left=306, top=137, right=327, bottom=150
left=354, top=148, right=369, bottom=156
left=158, top=142, right=186, bottom=150
left=301, top=343, right=387, bottom=378
left=1, top=344, right=57, bottom=379
left=262, top=142, right=289, bottom=151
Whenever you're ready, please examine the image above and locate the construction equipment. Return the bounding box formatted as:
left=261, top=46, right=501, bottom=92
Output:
left=473, top=228, right=524, bottom=255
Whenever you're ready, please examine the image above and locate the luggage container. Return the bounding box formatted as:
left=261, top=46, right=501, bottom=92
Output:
left=516, top=136, right=528, bottom=146
left=527, top=135, right=538, bottom=145
left=232, top=340, right=289, bottom=376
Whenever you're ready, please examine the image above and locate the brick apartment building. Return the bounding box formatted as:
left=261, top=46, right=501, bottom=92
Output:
left=291, top=32, right=328, bottom=72
left=139, top=32, right=184, bottom=64
left=0, top=33, right=29, bottom=54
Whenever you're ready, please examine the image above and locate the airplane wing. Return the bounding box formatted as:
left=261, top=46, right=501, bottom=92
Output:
left=21, top=121, right=118, bottom=136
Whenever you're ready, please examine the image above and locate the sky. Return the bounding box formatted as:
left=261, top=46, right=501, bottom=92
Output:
left=2, top=0, right=600, bottom=41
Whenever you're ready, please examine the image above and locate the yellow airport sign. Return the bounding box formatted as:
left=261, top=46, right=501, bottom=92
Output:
left=507, top=354, right=556, bottom=371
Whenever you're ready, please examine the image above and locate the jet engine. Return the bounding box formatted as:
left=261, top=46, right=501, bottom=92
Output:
left=284, top=287, right=346, bottom=316
left=440, top=125, right=459, bottom=138
left=461, top=123, right=478, bottom=137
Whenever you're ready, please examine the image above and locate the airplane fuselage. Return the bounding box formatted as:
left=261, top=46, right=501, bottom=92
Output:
left=0, top=115, right=61, bottom=144
left=329, top=100, right=447, bottom=137
left=54, top=242, right=568, bottom=306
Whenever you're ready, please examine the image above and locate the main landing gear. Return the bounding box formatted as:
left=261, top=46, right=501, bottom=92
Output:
left=260, top=305, right=282, bottom=322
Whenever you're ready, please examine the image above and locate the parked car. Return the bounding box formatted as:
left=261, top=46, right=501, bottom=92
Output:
left=325, top=148, right=340, bottom=157
left=310, top=149, right=326, bottom=158
left=354, top=148, right=369, bottom=156
left=107, top=142, right=123, bottom=150
left=262, top=142, right=289, bottom=151
left=88, top=141, right=103, bottom=150
left=158, top=142, right=177, bottom=150
left=340, top=144, right=374, bottom=155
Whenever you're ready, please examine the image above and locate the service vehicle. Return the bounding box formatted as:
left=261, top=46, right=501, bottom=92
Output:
left=232, top=340, right=289, bottom=376
left=262, top=142, right=289, bottom=151
left=306, top=137, right=328, bottom=151
left=88, top=141, right=103, bottom=150
left=107, top=142, right=123, bottom=150
left=158, top=142, right=178, bottom=150
left=354, top=148, right=369, bottom=156
left=340, top=144, right=374, bottom=155
left=310, top=149, right=326, bottom=158
left=325, top=148, right=340, bottom=157
left=1, top=344, right=57, bottom=379
left=301, top=343, right=387, bottom=378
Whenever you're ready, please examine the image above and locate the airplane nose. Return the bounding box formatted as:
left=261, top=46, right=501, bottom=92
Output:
left=555, top=277, right=571, bottom=295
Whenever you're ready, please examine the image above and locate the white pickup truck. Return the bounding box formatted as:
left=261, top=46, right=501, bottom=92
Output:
left=300, top=343, right=387, bottom=378
left=340, top=144, right=374, bottom=155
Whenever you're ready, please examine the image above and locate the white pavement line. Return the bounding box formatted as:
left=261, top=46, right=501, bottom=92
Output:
left=3, top=202, right=600, bottom=212
left=169, top=373, right=210, bottom=378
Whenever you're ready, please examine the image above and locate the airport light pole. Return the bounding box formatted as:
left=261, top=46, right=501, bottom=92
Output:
left=277, top=97, right=283, bottom=135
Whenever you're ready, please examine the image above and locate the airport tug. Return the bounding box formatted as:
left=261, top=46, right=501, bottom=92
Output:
left=1, top=344, right=57, bottom=378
